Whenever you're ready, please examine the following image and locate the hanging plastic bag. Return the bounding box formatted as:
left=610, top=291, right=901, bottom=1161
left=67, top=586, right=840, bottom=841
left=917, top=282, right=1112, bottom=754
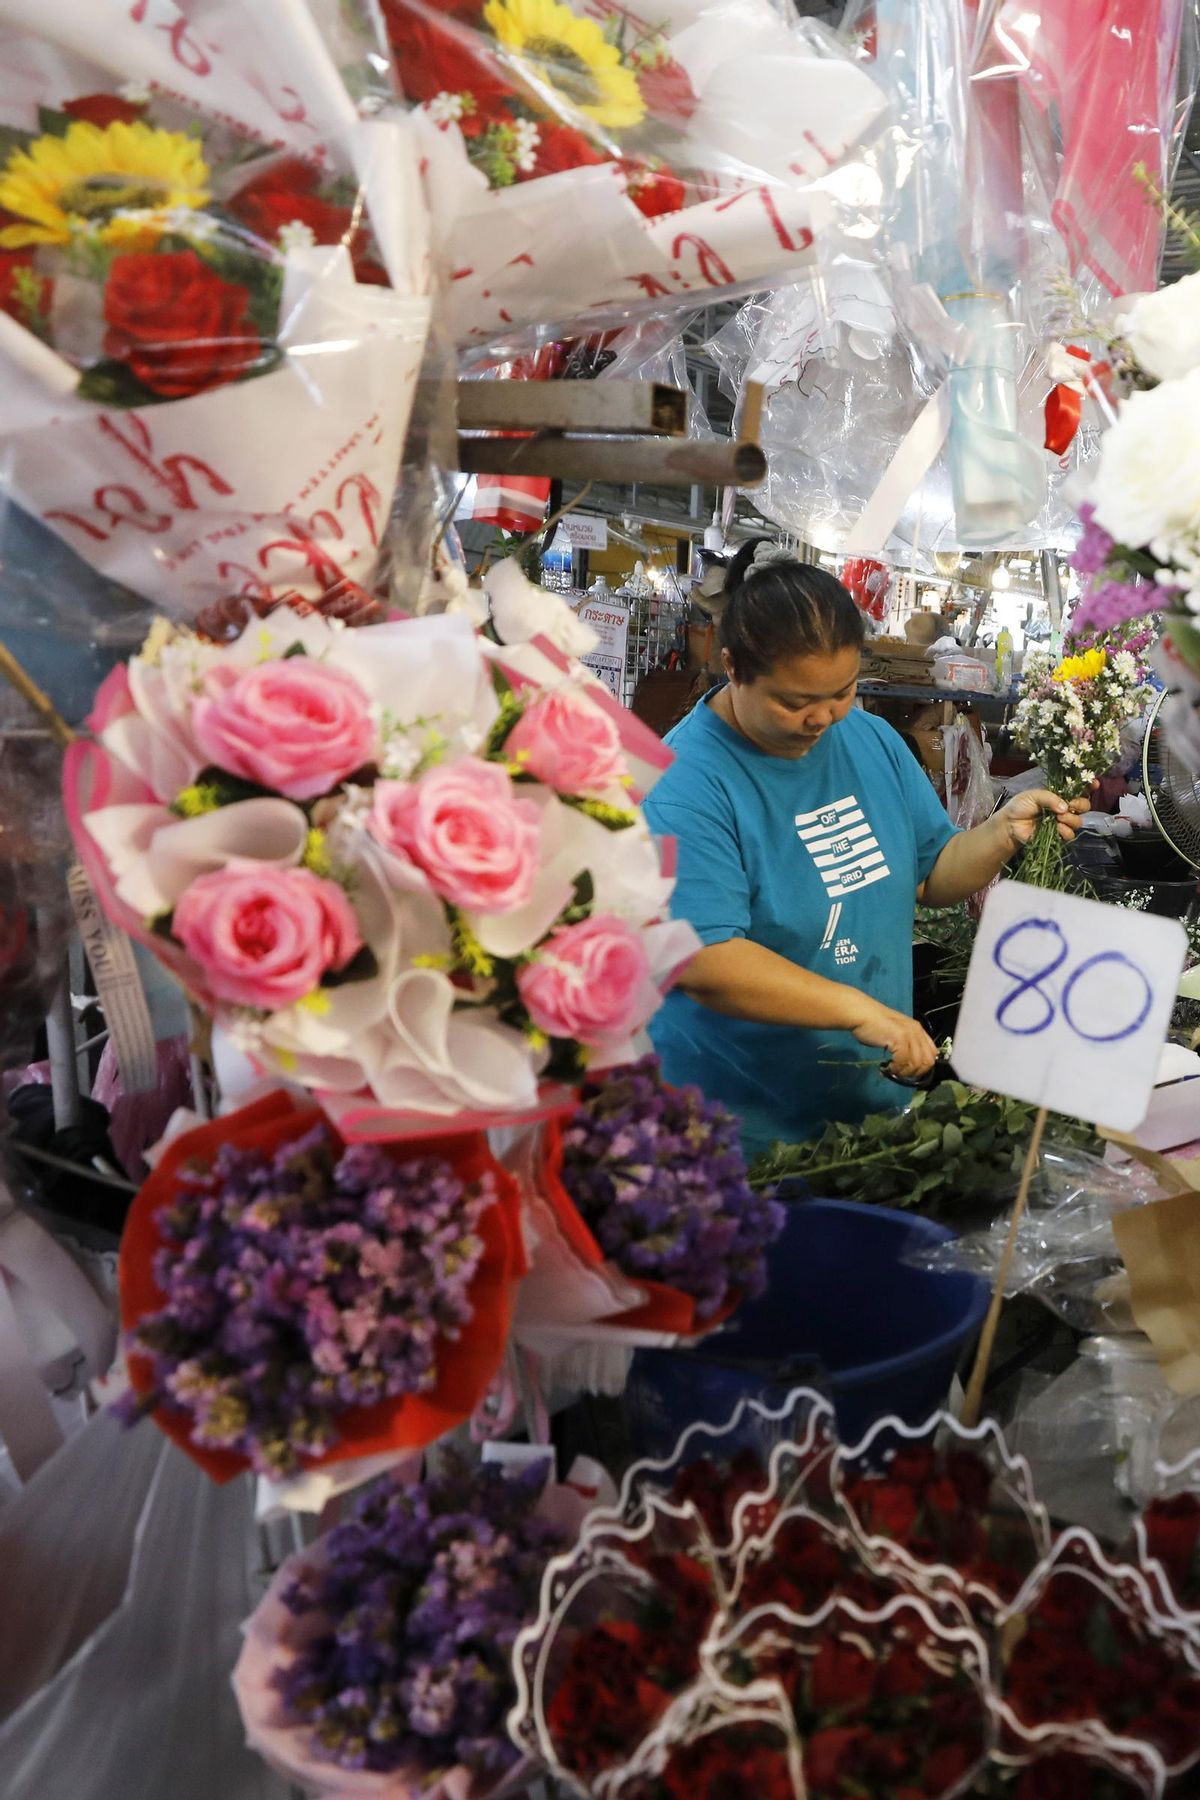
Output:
left=0, top=1409, right=288, bottom=1799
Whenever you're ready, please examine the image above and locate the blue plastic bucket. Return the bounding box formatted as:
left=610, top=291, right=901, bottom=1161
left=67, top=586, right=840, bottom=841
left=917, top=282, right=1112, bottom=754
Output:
left=625, top=1196, right=989, bottom=1458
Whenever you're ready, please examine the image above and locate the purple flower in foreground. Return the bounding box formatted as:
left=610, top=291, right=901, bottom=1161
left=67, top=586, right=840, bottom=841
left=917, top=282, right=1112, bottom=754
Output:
left=1070, top=503, right=1116, bottom=579
left=272, top=1456, right=567, bottom=1779
left=125, top=1126, right=494, bottom=1477
left=559, top=1056, right=784, bottom=1320
left=1070, top=575, right=1159, bottom=641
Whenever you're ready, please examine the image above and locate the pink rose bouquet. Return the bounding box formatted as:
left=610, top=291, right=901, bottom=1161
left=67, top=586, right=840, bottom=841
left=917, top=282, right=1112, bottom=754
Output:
left=64, top=599, right=699, bottom=1135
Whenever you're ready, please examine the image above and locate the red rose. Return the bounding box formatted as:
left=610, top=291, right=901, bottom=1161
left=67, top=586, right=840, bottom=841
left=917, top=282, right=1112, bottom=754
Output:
left=849, top=1477, right=920, bottom=1542
left=546, top=1621, right=669, bottom=1777
left=876, top=1641, right=929, bottom=1700
left=226, top=158, right=388, bottom=286
left=662, top=1730, right=795, bottom=1800
left=622, top=161, right=686, bottom=220
left=630, top=54, right=698, bottom=125
left=945, top=1449, right=993, bottom=1510
left=380, top=0, right=514, bottom=109
left=1015, top=1753, right=1130, bottom=1800
left=1142, top=1494, right=1200, bottom=1595
left=808, top=1638, right=876, bottom=1715
left=103, top=250, right=263, bottom=398
left=804, top=1725, right=872, bottom=1789
left=532, top=123, right=606, bottom=179
left=62, top=93, right=144, bottom=127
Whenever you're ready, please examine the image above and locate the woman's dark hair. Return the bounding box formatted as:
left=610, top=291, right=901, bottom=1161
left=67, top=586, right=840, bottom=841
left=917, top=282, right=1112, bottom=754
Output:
left=721, top=539, right=864, bottom=683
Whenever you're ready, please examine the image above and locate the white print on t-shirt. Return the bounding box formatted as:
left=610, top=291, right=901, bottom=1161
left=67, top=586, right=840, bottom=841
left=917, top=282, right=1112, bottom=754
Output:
left=834, top=936, right=859, bottom=966
left=794, top=794, right=891, bottom=900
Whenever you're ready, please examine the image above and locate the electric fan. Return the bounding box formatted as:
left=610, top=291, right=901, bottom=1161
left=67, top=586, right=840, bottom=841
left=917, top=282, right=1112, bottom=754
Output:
left=1144, top=688, right=1200, bottom=872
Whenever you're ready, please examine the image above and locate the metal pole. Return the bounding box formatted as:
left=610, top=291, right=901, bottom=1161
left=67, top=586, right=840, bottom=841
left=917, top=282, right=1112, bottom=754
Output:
left=1040, top=550, right=1063, bottom=630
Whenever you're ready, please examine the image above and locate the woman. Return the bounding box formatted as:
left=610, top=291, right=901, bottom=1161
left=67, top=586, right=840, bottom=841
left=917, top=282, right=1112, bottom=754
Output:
left=645, top=542, right=1088, bottom=1155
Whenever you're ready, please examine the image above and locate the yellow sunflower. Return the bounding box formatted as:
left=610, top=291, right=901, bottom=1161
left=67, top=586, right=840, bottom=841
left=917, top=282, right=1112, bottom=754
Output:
left=0, top=120, right=210, bottom=250
left=483, top=0, right=646, bottom=130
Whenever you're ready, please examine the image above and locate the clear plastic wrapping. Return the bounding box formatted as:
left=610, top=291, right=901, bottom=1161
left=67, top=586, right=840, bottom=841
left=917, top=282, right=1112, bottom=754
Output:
left=387, top=0, right=894, bottom=340
left=910, top=1146, right=1162, bottom=1334
left=0, top=0, right=432, bottom=620
left=714, top=0, right=1200, bottom=559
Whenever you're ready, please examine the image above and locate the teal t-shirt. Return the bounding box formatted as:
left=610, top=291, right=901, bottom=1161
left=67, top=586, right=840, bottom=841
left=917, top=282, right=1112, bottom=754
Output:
left=645, top=694, right=959, bottom=1156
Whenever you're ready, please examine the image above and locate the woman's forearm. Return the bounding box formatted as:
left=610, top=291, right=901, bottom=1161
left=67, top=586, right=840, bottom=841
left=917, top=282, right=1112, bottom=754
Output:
left=676, top=938, right=872, bottom=1031
left=921, top=816, right=1012, bottom=907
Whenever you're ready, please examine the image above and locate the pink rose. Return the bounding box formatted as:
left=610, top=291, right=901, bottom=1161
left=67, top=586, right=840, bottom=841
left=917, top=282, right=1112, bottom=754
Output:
left=192, top=659, right=375, bottom=801
left=517, top=913, right=656, bottom=1045
left=369, top=762, right=540, bottom=914
left=173, top=866, right=362, bottom=1010
left=504, top=689, right=629, bottom=795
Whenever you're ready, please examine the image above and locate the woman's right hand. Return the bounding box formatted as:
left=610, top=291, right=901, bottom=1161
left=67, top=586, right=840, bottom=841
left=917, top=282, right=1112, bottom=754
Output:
left=850, top=999, right=939, bottom=1080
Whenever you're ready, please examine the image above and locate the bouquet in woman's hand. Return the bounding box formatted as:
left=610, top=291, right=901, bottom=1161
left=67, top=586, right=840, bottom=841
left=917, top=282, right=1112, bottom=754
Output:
left=234, top=1451, right=607, bottom=1796
left=0, top=0, right=430, bottom=617
left=384, top=0, right=889, bottom=341
left=1011, top=622, right=1152, bottom=888
left=118, top=1092, right=524, bottom=1481
left=65, top=603, right=698, bottom=1134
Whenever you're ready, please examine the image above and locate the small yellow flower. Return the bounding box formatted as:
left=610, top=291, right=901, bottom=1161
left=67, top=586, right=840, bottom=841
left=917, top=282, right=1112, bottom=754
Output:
left=523, top=1024, right=549, bottom=1052
left=296, top=990, right=332, bottom=1016
left=137, top=617, right=180, bottom=667
left=412, top=952, right=452, bottom=971
left=275, top=1049, right=299, bottom=1074
left=302, top=829, right=333, bottom=878
left=483, top=0, right=646, bottom=129
left=173, top=783, right=221, bottom=818
left=0, top=120, right=210, bottom=249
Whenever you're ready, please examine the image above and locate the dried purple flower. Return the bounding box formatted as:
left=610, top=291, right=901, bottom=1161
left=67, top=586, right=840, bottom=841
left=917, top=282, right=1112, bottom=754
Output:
left=126, top=1125, right=493, bottom=1477
left=559, top=1056, right=785, bottom=1321
left=272, top=1455, right=567, bottom=1780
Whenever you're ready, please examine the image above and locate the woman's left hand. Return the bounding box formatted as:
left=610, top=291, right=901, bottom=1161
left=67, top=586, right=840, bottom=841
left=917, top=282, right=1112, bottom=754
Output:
left=996, top=786, right=1092, bottom=855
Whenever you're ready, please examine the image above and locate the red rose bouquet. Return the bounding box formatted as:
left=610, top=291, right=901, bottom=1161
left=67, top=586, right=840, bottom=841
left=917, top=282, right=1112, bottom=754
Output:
left=0, top=1, right=430, bottom=617
left=509, top=1389, right=1200, bottom=1798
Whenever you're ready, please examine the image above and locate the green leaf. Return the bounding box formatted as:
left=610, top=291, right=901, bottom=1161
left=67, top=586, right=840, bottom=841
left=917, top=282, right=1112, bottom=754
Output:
left=36, top=106, right=75, bottom=138
left=941, top=1122, right=963, bottom=1154
left=76, top=359, right=163, bottom=409
left=0, top=124, right=34, bottom=167
left=282, top=643, right=308, bottom=660
left=322, top=944, right=379, bottom=989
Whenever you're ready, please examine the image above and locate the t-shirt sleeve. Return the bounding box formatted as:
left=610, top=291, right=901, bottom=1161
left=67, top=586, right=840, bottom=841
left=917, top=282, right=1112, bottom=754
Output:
left=645, top=789, right=750, bottom=948
left=894, top=737, right=960, bottom=881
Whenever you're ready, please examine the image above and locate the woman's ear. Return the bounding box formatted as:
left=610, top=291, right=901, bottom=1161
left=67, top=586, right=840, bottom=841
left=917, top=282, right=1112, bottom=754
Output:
left=721, top=647, right=735, bottom=681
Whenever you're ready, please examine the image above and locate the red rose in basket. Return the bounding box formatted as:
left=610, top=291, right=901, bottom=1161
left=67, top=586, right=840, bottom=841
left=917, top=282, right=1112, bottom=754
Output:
left=103, top=248, right=264, bottom=399
left=118, top=1092, right=525, bottom=1482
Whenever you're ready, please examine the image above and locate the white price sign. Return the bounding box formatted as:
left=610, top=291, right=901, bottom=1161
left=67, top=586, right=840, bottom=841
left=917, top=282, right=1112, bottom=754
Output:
left=562, top=514, right=608, bottom=551
left=953, top=884, right=1187, bottom=1131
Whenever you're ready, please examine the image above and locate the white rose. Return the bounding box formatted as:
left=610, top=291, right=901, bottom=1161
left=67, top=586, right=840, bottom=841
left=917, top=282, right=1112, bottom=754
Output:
left=1120, top=270, right=1200, bottom=382
left=1091, top=368, right=1200, bottom=549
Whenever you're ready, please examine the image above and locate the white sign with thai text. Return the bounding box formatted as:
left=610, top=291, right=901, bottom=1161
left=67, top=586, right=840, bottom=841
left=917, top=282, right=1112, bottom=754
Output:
left=577, top=598, right=631, bottom=702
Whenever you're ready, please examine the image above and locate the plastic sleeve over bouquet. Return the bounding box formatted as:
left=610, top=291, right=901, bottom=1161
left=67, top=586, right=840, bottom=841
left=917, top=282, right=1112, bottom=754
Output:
left=232, top=1451, right=615, bottom=1798
left=385, top=0, right=890, bottom=340
left=118, top=1091, right=526, bottom=1483
left=0, top=0, right=431, bottom=617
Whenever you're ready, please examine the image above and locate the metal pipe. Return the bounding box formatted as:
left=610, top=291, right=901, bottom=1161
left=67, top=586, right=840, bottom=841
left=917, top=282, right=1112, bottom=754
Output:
left=457, top=435, right=767, bottom=487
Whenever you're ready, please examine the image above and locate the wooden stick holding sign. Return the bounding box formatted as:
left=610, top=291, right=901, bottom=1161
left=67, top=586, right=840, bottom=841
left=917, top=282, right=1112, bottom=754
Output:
left=952, top=882, right=1186, bottom=1428
left=961, top=1104, right=1047, bottom=1427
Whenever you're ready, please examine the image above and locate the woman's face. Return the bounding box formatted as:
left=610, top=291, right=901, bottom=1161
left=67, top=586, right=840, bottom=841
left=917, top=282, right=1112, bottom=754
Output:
left=725, top=643, right=861, bottom=758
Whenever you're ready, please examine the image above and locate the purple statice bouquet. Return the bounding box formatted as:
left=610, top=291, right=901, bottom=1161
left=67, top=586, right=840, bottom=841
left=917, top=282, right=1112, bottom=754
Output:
left=125, top=1125, right=492, bottom=1478
left=267, top=1456, right=568, bottom=1783
left=557, top=1056, right=785, bottom=1321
